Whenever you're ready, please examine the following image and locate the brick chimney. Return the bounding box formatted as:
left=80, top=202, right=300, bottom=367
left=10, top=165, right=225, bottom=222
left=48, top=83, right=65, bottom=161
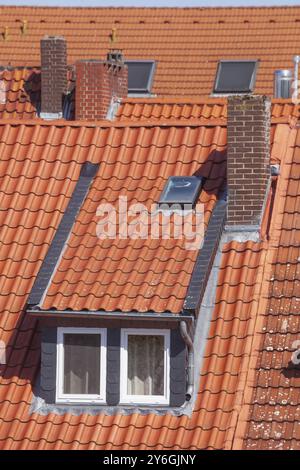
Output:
left=75, top=51, right=128, bottom=121
left=226, top=95, right=271, bottom=229
left=40, top=35, right=67, bottom=119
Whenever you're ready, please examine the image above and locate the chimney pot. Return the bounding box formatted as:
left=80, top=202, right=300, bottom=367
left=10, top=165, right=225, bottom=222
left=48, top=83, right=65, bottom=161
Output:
left=107, top=49, right=124, bottom=63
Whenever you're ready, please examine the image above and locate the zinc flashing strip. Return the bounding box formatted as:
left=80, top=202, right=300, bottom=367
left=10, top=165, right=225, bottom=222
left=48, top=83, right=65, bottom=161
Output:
left=27, top=309, right=194, bottom=322
left=183, top=198, right=227, bottom=315
left=30, top=394, right=193, bottom=418
left=189, top=236, right=224, bottom=412
left=106, top=97, right=122, bottom=121
left=28, top=162, right=99, bottom=307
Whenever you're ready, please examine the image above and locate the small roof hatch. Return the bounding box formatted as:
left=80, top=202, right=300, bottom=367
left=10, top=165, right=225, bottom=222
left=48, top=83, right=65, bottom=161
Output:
left=213, top=60, right=259, bottom=94
left=125, top=60, right=156, bottom=94
left=159, top=176, right=203, bottom=207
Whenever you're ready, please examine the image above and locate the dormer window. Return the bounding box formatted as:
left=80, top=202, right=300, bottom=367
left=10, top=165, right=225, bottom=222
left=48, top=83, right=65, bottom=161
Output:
left=39, top=325, right=186, bottom=410
left=56, top=327, right=107, bottom=404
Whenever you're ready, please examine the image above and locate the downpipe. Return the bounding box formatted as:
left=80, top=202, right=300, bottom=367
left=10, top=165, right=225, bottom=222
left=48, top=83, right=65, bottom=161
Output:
left=180, top=320, right=194, bottom=402
left=294, top=55, right=300, bottom=101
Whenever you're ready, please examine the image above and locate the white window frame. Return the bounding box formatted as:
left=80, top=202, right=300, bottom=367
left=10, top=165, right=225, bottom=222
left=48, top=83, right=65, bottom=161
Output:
left=120, top=328, right=170, bottom=406
left=56, top=327, right=107, bottom=404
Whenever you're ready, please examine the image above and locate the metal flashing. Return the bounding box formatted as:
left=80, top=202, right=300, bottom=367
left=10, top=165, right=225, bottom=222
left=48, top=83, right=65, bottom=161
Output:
left=183, top=198, right=227, bottom=315
left=40, top=112, right=63, bottom=120
left=27, top=162, right=99, bottom=307
left=27, top=308, right=194, bottom=322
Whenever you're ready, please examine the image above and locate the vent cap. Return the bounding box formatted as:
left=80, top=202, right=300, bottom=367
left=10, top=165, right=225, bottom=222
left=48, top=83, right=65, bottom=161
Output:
left=274, top=69, right=292, bottom=98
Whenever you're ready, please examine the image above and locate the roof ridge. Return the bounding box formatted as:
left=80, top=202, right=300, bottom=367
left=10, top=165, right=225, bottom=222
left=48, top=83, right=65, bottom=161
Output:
left=1, top=5, right=300, bottom=10
left=0, top=116, right=295, bottom=128
left=0, top=118, right=228, bottom=128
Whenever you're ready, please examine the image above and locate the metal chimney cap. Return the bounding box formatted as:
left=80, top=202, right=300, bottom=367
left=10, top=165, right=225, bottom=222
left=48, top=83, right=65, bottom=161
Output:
left=294, top=55, right=300, bottom=63
left=274, top=69, right=292, bottom=78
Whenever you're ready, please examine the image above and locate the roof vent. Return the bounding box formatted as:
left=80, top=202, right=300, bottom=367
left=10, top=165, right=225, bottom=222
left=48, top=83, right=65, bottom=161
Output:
left=107, top=49, right=123, bottom=63
left=159, top=176, right=203, bottom=208
left=125, top=60, right=156, bottom=95
left=271, top=164, right=280, bottom=176
left=21, top=19, right=28, bottom=34
left=213, top=60, right=259, bottom=94
left=274, top=70, right=292, bottom=98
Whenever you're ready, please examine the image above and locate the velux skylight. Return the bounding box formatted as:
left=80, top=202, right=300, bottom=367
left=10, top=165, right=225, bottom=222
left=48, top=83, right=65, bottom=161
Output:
left=125, top=60, right=156, bottom=94
left=213, top=60, right=259, bottom=94
left=158, top=176, right=203, bottom=208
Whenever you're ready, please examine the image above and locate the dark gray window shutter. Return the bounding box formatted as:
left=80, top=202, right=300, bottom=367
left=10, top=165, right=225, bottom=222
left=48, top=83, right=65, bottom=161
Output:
left=106, top=328, right=121, bottom=406
left=170, top=328, right=186, bottom=407
left=40, top=327, right=57, bottom=404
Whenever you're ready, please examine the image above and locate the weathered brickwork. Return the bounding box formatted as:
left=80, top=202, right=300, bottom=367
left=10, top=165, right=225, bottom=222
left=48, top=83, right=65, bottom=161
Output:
left=75, top=58, right=127, bottom=121
left=40, top=36, right=67, bottom=116
left=227, top=95, right=271, bottom=227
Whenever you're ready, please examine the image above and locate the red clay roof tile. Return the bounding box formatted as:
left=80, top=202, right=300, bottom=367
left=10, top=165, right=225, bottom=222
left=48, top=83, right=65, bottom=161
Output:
left=0, top=113, right=298, bottom=449
left=1, top=6, right=300, bottom=96
left=243, top=126, right=300, bottom=450
left=117, top=98, right=300, bottom=123
left=36, top=124, right=226, bottom=313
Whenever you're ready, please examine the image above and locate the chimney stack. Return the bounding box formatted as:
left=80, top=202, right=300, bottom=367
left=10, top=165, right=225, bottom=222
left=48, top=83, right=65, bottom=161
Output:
left=40, top=36, right=67, bottom=119
left=226, top=95, right=271, bottom=229
left=75, top=51, right=128, bottom=121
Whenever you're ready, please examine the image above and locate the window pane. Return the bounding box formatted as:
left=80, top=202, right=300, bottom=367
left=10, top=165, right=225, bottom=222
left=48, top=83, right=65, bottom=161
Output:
left=127, top=335, right=164, bottom=396
left=159, top=176, right=202, bottom=205
left=63, top=334, right=100, bottom=395
left=126, top=61, right=155, bottom=92
left=214, top=61, right=258, bottom=93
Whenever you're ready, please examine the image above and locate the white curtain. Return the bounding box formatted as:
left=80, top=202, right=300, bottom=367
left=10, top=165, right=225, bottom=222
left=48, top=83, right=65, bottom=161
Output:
left=127, top=335, right=164, bottom=396
left=64, top=334, right=100, bottom=395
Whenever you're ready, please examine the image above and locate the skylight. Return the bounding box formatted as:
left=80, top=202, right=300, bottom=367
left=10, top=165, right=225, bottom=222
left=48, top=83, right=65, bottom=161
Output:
left=158, top=176, right=203, bottom=208
left=213, top=60, right=259, bottom=94
left=125, top=60, right=156, bottom=94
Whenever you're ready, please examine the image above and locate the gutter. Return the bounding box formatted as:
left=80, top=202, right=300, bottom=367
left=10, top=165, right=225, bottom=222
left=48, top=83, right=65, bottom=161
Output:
left=27, top=307, right=194, bottom=323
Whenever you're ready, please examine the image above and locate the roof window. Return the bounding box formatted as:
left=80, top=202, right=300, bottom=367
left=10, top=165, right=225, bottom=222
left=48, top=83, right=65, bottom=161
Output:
left=125, top=60, right=156, bottom=94
left=158, top=176, right=203, bottom=208
left=213, top=60, right=259, bottom=94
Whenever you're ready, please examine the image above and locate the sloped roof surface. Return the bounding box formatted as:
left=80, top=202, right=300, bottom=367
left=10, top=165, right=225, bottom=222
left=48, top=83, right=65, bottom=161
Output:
left=0, top=68, right=40, bottom=119
left=243, top=124, right=300, bottom=450
left=1, top=6, right=300, bottom=96
left=1, top=74, right=300, bottom=124
left=117, top=98, right=300, bottom=122
left=39, top=123, right=226, bottom=313
left=0, top=113, right=298, bottom=448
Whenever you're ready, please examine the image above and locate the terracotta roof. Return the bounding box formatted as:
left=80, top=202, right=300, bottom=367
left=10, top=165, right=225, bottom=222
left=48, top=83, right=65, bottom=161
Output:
left=117, top=98, right=300, bottom=123
left=0, top=230, right=266, bottom=449
left=1, top=74, right=300, bottom=125
left=0, top=68, right=40, bottom=119
left=1, top=6, right=300, bottom=96
left=0, top=67, right=76, bottom=120
left=10, top=119, right=224, bottom=314
left=36, top=123, right=225, bottom=313
left=0, top=108, right=299, bottom=448
left=242, top=124, right=300, bottom=450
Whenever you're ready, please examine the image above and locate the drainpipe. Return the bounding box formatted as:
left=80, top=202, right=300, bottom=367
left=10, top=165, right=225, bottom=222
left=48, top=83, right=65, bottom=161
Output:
left=180, top=320, right=194, bottom=401
left=294, top=55, right=300, bottom=101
